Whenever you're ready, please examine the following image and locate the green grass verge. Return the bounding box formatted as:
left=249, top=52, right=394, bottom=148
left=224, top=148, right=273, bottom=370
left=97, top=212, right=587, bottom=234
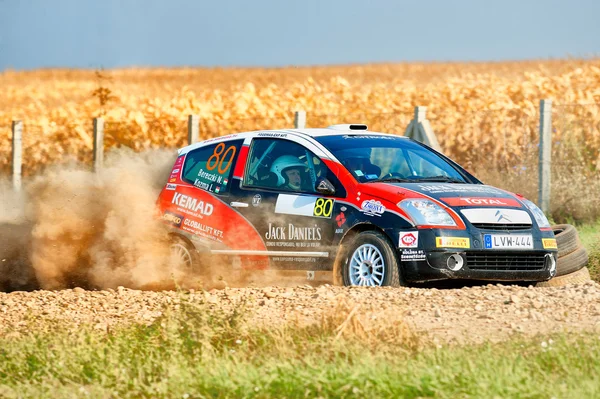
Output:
left=1, top=299, right=600, bottom=398
left=576, top=220, right=600, bottom=281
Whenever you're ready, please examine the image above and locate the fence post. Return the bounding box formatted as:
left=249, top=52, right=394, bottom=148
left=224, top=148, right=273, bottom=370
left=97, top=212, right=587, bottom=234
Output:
left=294, top=111, right=306, bottom=129
left=93, top=117, right=104, bottom=172
left=404, top=106, right=442, bottom=152
left=415, top=106, right=427, bottom=123
left=11, top=120, right=22, bottom=192
left=538, top=99, right=552, bottom=213
left=188, top=115, right=199, bottom=145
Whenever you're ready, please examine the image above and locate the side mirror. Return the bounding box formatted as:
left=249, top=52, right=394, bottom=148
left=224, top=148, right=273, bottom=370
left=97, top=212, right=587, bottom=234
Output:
left=315, top=177, right=335, bottom=195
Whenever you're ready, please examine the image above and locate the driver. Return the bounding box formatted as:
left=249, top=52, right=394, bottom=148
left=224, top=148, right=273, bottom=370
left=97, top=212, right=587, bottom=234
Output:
left=342, top=149, right=379, bottom=178
left=270, top=155, right=308, bottom=190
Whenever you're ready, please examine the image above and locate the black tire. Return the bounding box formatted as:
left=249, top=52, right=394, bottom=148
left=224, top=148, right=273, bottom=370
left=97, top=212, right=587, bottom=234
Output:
left=552, top=224, right=580, bottom=258
left=556, top=245, right=589, bottom=277
left=341, top=230, right=404, bottom=287
left=536, top=266, right=591, bottom=287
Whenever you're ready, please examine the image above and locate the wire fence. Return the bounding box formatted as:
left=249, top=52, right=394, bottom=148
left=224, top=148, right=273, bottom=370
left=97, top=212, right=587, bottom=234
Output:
left=1, top=103, right=598, bottom=184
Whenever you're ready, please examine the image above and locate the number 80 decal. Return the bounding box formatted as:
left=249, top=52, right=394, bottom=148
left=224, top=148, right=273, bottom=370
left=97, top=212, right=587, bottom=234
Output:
left=313, top=198, right=334, bottom=218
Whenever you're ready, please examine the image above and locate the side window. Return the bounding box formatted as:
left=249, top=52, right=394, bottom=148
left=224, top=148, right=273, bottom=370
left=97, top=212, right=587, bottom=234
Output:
left=243, top=138, right=334, bottom=194
left=182, top=140, right=242, bottom=194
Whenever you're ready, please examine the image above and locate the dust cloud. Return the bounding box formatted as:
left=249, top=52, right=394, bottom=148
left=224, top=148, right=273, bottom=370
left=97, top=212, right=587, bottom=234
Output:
left=0, top=149, right=197, bottom=291
left=0, top=149, right=321, bottom=292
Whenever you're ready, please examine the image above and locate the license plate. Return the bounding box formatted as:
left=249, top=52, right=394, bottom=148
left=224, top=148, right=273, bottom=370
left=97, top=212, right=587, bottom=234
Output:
left=483, top=234, right=533, bottom=249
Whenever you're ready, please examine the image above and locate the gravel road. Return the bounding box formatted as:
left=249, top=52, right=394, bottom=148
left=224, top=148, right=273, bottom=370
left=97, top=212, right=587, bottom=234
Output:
left=2, top=282, right=599, bottom=344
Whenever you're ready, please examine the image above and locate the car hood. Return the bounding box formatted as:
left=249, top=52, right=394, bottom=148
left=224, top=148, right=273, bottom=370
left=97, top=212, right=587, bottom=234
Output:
left=360, top=182, right=524, bottom=208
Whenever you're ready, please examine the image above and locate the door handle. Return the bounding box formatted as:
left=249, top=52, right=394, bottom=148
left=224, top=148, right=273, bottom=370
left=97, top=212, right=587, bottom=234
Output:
left=230, top=202, right=249, bottom=208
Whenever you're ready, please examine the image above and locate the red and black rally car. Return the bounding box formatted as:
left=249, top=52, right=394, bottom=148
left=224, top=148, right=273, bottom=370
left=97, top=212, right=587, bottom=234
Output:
left=157, top=124, right=558, bottom=286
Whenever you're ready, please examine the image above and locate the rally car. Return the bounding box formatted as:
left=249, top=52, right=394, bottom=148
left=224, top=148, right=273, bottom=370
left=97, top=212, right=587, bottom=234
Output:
left=157, top=124, right=558, bottom=286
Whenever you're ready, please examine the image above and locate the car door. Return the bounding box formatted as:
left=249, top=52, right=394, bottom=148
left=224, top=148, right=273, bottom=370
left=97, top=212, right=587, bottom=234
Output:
left=174, top=138, right=267, bottom=254
left=229, top=137, right=344, bottom=272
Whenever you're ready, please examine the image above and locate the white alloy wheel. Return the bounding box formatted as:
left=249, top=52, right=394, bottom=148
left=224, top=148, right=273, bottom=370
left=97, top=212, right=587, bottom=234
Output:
left=349, top=243, right=386, bottom=286
left=170, top=241, right=194, bottom=269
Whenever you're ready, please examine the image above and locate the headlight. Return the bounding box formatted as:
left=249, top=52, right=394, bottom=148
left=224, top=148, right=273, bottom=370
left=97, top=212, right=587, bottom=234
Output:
left=398, top=199, right=456, bottom=226
left=520, top=198, right=551, bottom=228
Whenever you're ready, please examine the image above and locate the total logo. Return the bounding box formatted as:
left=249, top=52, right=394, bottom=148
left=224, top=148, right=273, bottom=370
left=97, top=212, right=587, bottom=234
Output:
left=441, top=197, right=521, bottom=207
left=399, top=231, right=419, bottom=248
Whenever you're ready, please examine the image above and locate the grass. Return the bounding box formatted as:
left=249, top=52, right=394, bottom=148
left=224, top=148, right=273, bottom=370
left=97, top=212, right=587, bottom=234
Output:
left=577, top=220, right=600, bottom=281
left=1, top=297, right=600, bottom=398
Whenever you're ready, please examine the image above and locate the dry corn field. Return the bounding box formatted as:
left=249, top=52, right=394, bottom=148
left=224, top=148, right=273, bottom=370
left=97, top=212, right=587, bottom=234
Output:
left=1, top=59, right=599, bottom=219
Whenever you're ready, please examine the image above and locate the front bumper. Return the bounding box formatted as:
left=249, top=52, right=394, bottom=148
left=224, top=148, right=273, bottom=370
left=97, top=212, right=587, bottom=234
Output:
left=394, top=228, right=558, bottom=283
left=401, top=249, right=556, bottom=283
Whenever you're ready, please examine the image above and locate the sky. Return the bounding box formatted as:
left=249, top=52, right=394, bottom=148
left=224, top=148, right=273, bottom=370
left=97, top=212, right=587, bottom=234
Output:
left=0, top=0, right=599, bottom=71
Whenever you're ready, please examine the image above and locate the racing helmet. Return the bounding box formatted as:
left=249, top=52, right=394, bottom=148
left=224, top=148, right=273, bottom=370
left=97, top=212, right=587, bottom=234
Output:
left=270, top=155, right=307, bottom=186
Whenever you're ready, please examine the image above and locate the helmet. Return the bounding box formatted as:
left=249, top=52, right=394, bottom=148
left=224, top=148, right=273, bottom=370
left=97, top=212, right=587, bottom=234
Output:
left=270, top=155, right=307, bottom=186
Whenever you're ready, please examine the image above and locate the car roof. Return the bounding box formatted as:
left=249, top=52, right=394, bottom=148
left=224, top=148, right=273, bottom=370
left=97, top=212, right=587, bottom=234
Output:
left=178, top=126, right=408, bottom=155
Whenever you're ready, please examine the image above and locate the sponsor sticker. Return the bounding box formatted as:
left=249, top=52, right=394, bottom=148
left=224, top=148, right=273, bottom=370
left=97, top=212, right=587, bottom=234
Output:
left=441, top=197, right=522, bottom=207
left=166, top=183, right=177, bottom=191
left=418, top=184, right=502, bottom=195
left=401, top=249, right=426, bottom=261
left=399, top=231, right=419, bottom=248
left=172, top=192, right=214, bottom=217
left=169, top=178, right=177, bottom=183
left=252, top=194, right=262, bottom=207
left=182, top=218, right=224, bottom=242
left=361, top=200, right=385, bottom=217
left=435, top=237, right=470, bottom=248
left=336, top=212, right=346, bottom=227
left=162, top=211, right=184, bottom=227
left=257, top=132, right=287, bottom=138
left=265, top=223, right=322, bottom=241
left=307, top=271, right=315, bottom=280
left=542, top=238, right=558, bottom=249
left=484, top=234, right=533, bottom=249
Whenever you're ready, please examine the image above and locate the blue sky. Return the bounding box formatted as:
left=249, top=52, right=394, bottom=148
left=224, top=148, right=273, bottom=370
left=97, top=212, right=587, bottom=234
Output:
left=0, top=0, right=599, bottom=70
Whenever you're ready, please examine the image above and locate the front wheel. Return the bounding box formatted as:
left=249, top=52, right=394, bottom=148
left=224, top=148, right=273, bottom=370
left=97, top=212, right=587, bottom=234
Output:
left=341, top=231, right=404, bottom=287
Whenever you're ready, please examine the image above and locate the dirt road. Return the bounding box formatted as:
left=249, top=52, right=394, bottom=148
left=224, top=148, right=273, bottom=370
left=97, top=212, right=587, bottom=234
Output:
left=1, top=282, right=599, bottom=344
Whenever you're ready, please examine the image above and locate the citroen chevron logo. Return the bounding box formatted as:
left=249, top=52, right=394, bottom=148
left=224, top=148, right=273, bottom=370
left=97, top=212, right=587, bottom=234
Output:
left=495, top=210, right=512, bottom=223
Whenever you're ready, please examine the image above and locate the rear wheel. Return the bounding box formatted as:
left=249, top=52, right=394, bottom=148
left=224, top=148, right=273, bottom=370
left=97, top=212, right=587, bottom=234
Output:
left=169, top=235, right=198, bottom=270
left=341, top=231, right=403, bottom=287
left=168, top=235, right=211, bottom=288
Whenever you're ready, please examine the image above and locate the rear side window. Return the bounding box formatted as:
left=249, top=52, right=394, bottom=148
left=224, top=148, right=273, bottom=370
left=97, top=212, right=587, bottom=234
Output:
left=182, top=140, right=243, bottom=194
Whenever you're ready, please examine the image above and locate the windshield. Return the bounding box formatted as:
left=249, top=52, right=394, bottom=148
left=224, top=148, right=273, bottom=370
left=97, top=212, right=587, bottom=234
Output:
left=316, top=135, right=468, bottom=184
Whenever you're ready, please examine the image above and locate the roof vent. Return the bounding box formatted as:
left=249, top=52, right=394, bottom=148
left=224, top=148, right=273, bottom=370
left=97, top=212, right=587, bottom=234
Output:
left=327, top=124, right=368, bottom=131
